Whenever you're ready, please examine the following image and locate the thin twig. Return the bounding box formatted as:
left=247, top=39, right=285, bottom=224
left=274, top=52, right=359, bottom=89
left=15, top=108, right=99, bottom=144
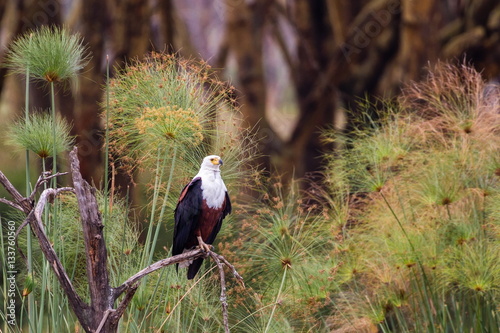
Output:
left=29, top=187, right=90, bottom=320
left=1, top=171, right=70, bottom=210
left=0, top=197, right=24, bottom=211
left=34, top=187, right=75, bottom=223
left=0, top=170, right=32, bottom=213
left=108, top=282, right=139, bottom=330
left=28, top=171, right=69, bottom=202
left=95, top=309, right=115, bottom=333
left=114, top=248, right=244, bottom=333
left=214, top=252, right=245, bottom=288
left=209, top=252, right=230, bottom=333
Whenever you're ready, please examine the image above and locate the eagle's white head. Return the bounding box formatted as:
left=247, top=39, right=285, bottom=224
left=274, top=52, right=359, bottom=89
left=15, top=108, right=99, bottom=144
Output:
left=196, top=155, right=227, bottom=208
left=200, top=155, right=224, bottom=171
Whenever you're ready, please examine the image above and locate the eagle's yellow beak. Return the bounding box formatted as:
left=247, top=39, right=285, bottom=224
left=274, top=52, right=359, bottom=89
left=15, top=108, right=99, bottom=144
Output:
left=211, top=158, right=223, bottom=165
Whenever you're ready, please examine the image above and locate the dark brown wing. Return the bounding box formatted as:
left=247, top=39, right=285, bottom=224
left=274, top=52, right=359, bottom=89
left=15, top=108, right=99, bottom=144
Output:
left=173, top=177, right=202, bottom=257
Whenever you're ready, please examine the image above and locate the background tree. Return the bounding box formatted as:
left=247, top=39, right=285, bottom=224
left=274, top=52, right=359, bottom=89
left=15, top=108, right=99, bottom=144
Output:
left=1, top=0, right=499, bottom=185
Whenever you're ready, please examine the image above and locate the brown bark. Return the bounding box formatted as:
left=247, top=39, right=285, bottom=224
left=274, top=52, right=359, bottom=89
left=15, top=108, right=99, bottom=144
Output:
left=225, top=0, right=278, bottom=173
left=70, top=148, right=112, bottom=326
left=392, top=0, right=439, bottom=83
left=284, top=0, right=337, bottom=180
left=103, top=0, right=153, bottom=198
left=0, top=169, right=94, bottom=330
left=107, top=0, right=152, bottom=60
left=156, top=0, right=174, bottom=52
left=0, top=0, right=19, bottom=95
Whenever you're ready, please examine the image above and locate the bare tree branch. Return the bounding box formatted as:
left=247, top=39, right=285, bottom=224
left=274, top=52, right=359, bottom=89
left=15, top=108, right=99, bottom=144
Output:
left=107, top=282, right=138, bottom=330
left=0, top=170, right=32, bottom=213
left=209, top=252, right=230, bottom=333
left=96, top=309, right=115, bottom=333
left=34, top=187, right=75, bottom=221
left=0, top=197, right=23, bottom=211
left=69, top=147, right=112, bottom=312
left=30, top=187, right=92, bottom=323
left=213, top=252, right=245, bottom=287
left=28, top=171, right=69, bottom=202
left=111, top=248, right=245, bottom=333
left=10, top=174, right=71, bottom=266
left=113, top=248, right=207, bottom=299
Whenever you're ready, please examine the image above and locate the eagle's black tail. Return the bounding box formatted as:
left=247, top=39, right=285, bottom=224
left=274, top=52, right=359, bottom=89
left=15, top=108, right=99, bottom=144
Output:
left=187, top=257, right=204, bottom=279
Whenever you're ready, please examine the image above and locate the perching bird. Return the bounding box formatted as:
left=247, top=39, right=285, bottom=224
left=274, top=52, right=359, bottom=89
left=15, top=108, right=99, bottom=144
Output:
left=173, top=155, right=231, bottom=279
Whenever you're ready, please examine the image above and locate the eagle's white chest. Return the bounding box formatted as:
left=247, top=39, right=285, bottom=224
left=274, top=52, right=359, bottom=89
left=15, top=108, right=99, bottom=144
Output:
left=196, top=170, right=227, bottom=209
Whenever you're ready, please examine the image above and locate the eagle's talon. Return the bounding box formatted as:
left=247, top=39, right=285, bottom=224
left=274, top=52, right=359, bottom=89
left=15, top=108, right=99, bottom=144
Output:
left=197, top=236, right=212, bottom=252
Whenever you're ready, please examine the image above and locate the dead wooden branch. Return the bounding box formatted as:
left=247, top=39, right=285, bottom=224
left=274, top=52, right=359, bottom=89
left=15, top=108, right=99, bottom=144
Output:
left=0, top=170, right=32, bottom=213
left=209, top=252, right=230, bottom=333
left=213, top=252, right=245, bottom=287
left=28, top=171, right=69, bottom=202
left=30, top=187, right=92, bottom=328
left=113, top=248, right=206, bottom=298
left=0, top=197, right=24, bottom=211
left=69, top=147, right=113, bottom=318
left=13, top=172, right=71, bottom=264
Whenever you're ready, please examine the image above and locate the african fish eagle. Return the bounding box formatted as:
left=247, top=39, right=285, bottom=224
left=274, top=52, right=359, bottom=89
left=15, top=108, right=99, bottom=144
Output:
left=173, top=155, right=231, bottom=279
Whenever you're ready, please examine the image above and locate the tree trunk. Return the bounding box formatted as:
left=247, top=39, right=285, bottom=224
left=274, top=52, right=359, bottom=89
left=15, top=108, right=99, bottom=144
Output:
left=155, top=0, right=175, bottom=52
left=283, top=0, right=337, bottom=180
left=225, top=0, right=279, bottom=173
left=70, top=148, right=113, bottom=330
left=0, top=0, right=17, bottom=95
left=391, top=0, right=439, bottom=84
